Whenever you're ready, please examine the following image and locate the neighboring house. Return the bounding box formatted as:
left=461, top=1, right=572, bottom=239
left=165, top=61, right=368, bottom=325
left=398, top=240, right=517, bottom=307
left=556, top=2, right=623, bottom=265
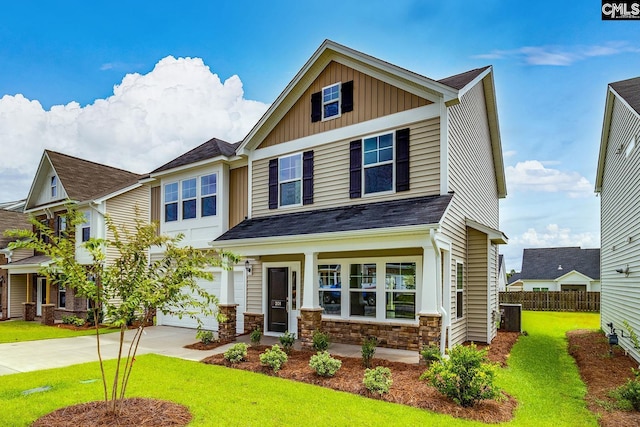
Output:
left=506, top=247, right=600, bottom=292
left=145, top=137, right=249, bottom=338
left=498, top=254, right=508, bottom=292
left=210, top=40, right=508, bottom=352
left=0, top=150, right=147, bottom=323
left=0, top=200, right=29, bottom=319
left=595, top=76, right=640, bottom=362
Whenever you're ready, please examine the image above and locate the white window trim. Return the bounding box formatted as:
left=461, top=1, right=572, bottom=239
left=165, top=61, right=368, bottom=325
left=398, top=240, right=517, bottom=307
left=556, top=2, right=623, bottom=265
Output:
left=81, top=211, right=91, bottom=242
left=181, top=178, right=198, bottom=220
left=321, top=82, right=342, bottom=121
left=319, top=256, right=421, bottom=323
left=278, top=152, right=303, bottom=208
left=455, top=261, right=464, bottom=320
left=51, top=176, right=58, bottom=198
left=362, top=131, right=396, bottom=197
left=200, top=173, right=218, bottom=217
left=58, top=286, right=66, bottom=308
left=163, top=181, right=179, bottom=222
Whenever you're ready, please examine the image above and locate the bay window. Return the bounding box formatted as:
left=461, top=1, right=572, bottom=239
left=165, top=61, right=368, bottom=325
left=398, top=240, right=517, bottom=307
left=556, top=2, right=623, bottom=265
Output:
left=201, top=174, right=217, bottom=216
left=163, top=173, right=218, bottom=222
left=182, top=178, right=197, bottom=220
left=164, top=182, right=178, bottom=222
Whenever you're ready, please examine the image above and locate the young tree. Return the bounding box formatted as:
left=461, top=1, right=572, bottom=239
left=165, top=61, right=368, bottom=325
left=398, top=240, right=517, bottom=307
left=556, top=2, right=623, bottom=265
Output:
left=7, top=205, right=238, bottom=414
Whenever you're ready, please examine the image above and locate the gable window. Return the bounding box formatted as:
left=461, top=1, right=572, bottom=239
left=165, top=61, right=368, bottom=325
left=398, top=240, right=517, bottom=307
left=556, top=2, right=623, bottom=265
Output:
left=279, top=154, right=302, bottom=206
left=311, top=80, right=353, bottom=123
left=456, top=262, right=464, bottom=319
left=201, top=174, right=217, bottom=217
left=81, top=211, right=91, bottom=242
left=322, top=83, right=340, bottom=120
left=363, top=132, right=394, bottom=194
left=51, top=176, right=58, bottom=198
left=182, top=178, right=197, bottom=220
left=164, top=182, right=178, bottom=222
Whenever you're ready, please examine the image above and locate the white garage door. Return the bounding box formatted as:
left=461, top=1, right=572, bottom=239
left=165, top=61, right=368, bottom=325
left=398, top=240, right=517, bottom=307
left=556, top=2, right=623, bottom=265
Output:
left=157, top=268, right=245, bottom=334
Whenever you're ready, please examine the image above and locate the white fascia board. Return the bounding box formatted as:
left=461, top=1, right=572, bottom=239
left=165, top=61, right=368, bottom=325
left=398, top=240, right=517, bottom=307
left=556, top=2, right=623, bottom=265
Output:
left=24, top=199, right=79, bottom=215
left=211, top=223, right=438, bottom=256
left=465, top=218, right=508, bottom=244
left=149, top=155, right=240, bottom=179
left=24, top=152, right=52, bottom=211
left=252, top=104, right=439, bottom=161
left=554, top=270, right=593, bottom=282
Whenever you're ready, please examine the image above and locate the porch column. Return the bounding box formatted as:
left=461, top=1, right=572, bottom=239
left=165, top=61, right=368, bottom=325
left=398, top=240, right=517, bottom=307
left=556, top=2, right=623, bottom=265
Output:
left=300, top=251, right=322, bottom=350
left=45, top=276, right=51, bottom=304
left=418, top=244, right=442, bottom=351
left=218, top=265, right=237, bottom=342
left=26, top=273, right=32, bottom=302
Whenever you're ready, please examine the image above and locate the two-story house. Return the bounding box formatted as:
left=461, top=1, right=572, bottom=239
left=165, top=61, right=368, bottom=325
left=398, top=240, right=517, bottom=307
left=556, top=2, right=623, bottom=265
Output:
left=145, top=137, right=249, bottom=339
left=595, top=76, right=640, bottom=362
left=1, top=150, right=146, bottom=324
left=0, top=200, right=29, bottom=319
left=210, top=40, right=508, bottom=352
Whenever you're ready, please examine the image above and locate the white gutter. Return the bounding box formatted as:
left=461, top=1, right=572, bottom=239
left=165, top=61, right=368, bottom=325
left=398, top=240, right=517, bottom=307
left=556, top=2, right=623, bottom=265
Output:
left=430, top=229, right=448, bottom=355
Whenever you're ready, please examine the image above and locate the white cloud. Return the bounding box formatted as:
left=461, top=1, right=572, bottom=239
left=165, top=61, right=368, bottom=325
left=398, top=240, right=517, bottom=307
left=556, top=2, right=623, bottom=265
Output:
left=0, top=56, right=269, bottom=202
left=474, top=41, right=640, bottom=66
left=505, top=160, right=593, bottom=198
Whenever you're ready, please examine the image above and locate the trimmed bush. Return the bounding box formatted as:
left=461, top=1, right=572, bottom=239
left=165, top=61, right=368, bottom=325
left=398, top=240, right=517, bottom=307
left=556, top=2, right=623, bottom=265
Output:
left=309, top=351, right=342, bottom=377
left=363, top=366, right=393, bottom=395
left=224, top=343, right=248, bottom=364
left=260, top=344, right=288, bottom=372
left=250, top=327, right=262, bottom=345
left=420, top=343, right=441, bottom=367
left=61, top=315, right=86, bottom=327
left=279, top=330, right=295, bottom=354
left=196, top=329, right=215, bottom=345
left=612, top=368, right=640, bottom=411
left=421, top=343, right=501, bottom=407
left=361, top=336, right=378, bottom=368
left=312, top=330, right=330, bottom=352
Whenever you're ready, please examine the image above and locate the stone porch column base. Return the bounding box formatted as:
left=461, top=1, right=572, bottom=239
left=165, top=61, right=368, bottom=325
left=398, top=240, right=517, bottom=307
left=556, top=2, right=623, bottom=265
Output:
left=23, top=302, right=36, bottom=321
left=218, top=304, right=238, bottom=342
left=418, top=313, right=442, bottom=351
left=299, top=308, right=323, bottom=350
left=41, top=304, right=55, bottom=326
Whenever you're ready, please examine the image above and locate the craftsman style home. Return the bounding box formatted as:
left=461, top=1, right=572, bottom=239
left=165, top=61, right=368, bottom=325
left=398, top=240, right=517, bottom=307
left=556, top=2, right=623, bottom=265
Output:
left=506, top=247, right=600, bottom=292
left=210, top=40, right=508, bottom=352
left=1, top=150, right=146, bottom=323
left=595, top=76, right=640, bottom=362
left=0, top=200, right=29, bottom=319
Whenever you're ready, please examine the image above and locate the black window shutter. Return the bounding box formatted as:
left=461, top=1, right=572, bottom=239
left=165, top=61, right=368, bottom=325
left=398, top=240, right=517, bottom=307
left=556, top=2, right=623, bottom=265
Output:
left=268, top=159, right=278, bottom=209
left=396, top=128, right=410, bottom=192
left=349, top=140, right=362, bottom=199
left=341, top=80, right=354, bottom=113
left=311, top=91, right=321, bottom=122
left=303, top=150, right=314, bottom=205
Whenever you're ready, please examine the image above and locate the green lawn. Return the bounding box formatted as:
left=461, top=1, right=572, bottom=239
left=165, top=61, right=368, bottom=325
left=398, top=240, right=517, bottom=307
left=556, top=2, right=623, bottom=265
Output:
left=0, top=320, right=116, bottom=343
left=0, top=311, right=601, bottom=426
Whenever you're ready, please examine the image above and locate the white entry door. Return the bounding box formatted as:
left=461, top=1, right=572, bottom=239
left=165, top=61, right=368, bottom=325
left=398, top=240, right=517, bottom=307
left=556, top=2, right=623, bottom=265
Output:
left=36, top=277, right=46, bottom=316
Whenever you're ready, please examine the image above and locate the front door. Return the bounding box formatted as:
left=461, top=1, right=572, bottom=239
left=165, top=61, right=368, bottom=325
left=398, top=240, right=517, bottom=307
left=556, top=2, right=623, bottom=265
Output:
left=36, top=277, right=46, bottom=316
left=268, top=267, right=288, bottom=333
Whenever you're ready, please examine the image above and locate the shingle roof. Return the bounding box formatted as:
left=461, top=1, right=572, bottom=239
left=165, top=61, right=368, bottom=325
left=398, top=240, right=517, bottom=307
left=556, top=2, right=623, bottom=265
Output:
left=152, top=138, right=239, bottom=174
left=0, top=209, right=30, bottom=249
left=437, top=66, right=491, bottom=90
left=610, top=76, right=640, bottom=116
left=6, top=254, right=51, bottom=266
left=46, top=150, right=143, bottom=202
left=517, top=247, right=600, bottom=281
left=215, top=194, right=453, bottom=241
left=507, top=272, right=521, bottom=285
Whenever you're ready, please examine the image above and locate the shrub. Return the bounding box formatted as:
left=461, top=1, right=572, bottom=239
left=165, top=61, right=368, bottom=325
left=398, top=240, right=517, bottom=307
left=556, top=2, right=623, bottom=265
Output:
left=312, top=330, right=330, bottom=352
left=279, top=330, right=295, bottom=354
left=361, top=336, right=378, bottom=368
left=420, top=343, right=442, bottom=367
left=421, top=343, right=501, bottom=407
left=309, top=351, right=342, bottom=377
left=61, top=315, right=86, bottom=327
left=224, top=343, right=248, bottom=364
left=612, top=368, right=640, bottom=411
left=196, top=329, right=216, bottom=345
left=363, top=366, right=393, bottom=395
left=250, top=327, right=262, bottom=345
left=259, top=344, right=288, bottom=372
left=86, top=307, right=103, bottom=326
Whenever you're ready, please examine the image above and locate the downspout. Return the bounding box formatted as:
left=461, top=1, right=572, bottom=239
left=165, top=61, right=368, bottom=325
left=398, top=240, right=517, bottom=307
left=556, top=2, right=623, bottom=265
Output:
left=430, top=229, right=448, bottom=354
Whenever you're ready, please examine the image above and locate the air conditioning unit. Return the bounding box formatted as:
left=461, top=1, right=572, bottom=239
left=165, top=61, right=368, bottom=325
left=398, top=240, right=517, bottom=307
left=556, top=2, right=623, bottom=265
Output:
left=499, top=303, right=522, bottom=332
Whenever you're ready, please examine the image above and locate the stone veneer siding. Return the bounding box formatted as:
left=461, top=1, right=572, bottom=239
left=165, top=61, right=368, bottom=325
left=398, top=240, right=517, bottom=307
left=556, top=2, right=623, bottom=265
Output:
left=299, top=308, right=323, bottom=350
left=243, top=312, right=264, bottom=335
left=23, top=302, right=36, bottom=321
left=418, top=314, right=442, bottom=349
left=41, top=304, right=55, bottom=326
left=218, top=304, right=238, bottom=341
left=321, top=318, right=421, bottom=350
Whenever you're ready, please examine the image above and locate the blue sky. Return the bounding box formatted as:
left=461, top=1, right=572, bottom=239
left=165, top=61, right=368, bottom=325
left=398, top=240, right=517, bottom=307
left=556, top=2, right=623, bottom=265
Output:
left=1, top=1, right=639, bottom=270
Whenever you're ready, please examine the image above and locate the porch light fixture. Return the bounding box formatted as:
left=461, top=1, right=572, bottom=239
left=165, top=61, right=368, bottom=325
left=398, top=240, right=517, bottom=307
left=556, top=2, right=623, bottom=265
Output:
left=245, top=260, right=252, bottom=276
left=615, top=265, right=630, bottom=277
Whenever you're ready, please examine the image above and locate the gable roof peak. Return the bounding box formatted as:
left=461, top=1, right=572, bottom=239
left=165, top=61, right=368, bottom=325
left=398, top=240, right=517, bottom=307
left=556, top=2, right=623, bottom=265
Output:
left=151, top=137, right=239, bottom=174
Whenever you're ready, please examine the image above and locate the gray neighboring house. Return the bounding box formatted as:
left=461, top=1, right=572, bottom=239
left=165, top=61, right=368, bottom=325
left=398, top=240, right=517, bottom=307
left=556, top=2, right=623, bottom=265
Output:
left=506, top=247, right=600, bottom=292
left=0, top=200, right=29, bottom=319
left=595, top=76, right=640, bottom=362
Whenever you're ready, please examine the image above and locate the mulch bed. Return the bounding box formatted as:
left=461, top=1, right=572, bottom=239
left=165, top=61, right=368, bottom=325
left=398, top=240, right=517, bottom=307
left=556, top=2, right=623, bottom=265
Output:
left=567, top=329, right=640, bottom=427
left=184, top=339, right=231, bottom=351
left=201, top=331, right=520, bottom=423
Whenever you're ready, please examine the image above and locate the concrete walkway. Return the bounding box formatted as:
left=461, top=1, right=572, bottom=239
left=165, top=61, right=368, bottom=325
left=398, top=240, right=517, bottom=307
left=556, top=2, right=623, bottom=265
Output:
left=0, top=326, right=419, bottom=376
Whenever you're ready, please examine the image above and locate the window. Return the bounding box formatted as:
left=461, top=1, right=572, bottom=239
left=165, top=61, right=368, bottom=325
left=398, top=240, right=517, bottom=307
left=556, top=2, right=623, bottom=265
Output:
left=319, top=265, right=341, bottom=315
left=279, top=154, right=302, bottom=206
left=363, top=133, right=394, bottom=194
left=59, top=286, right=66, bottom=308
left=626, top=136, right=636, bottom=158
left=385, top=263, right=416, bottom=319
left=322, top=83, right=340, bottom=120
left=164, top=182, right=178, bottom=222
left=201, top=174, right=217, bottom=217
left=51, top=176, right=57, bottom=198
left=533, top=287, right=549, bottom=292
left=56, top=215, right=67, bottom=237
left=349, top=264, right=377, bottom=317
left=181, top=178, right=197, bottom=220
left=456, top=262, right=464, bottom=319
left=81, top=211, right=91, bottom=242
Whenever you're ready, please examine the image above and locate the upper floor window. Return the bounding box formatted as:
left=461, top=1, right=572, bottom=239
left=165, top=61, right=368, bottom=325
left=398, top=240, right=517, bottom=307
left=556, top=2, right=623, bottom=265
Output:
left=51, top=176, right=58, bottom=198
left=201, top=174, right=217, bottom=217
left=279, top=154, right=302, bottom=207
left=363, top=133, right=394, bottom=194
left=164, top=182, right=179, bottom=222
left=81, top=211, right=91, bottom=242
left=322, top=83, right=341, bottom=120
left=56, top=215, right=67, bottom=237
left=311, top=80, right=354, bottom=123
left=456, top=262, right=464, bottom=319
left=182, top=178, right=197, bottom=220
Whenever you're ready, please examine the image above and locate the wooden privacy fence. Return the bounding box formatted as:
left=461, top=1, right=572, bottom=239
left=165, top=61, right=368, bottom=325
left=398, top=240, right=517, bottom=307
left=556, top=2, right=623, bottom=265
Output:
left=499, top=291, right=600, bottom=312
